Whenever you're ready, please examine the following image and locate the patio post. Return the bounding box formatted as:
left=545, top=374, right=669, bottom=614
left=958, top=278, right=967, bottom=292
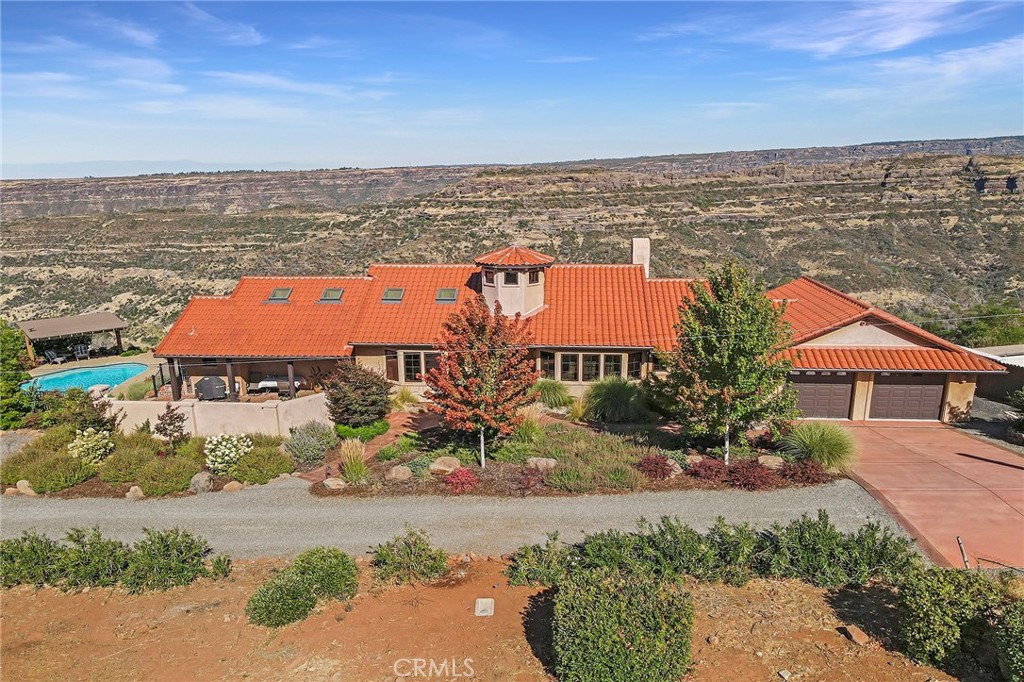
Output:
left=226, top=360, right=238, bottom=401
left=114, top=329, right=124, bottom=354
left=287, top=361, right=296, bottom=399
left=22, top=332, right=36, bottom=364
left=170, top=359, right=182, bottom=401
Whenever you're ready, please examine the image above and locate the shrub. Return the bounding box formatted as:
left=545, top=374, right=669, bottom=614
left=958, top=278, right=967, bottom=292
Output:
left=0, top=530, right=67, bottom=587
left=779, top=459, right=831, bottom=485
left=553, top=568, right=694, bottom=682
left=175, top=436, right=206, bottom=467
left=119, top=379, right=151, bottom=401
left=121, top=528, right=211, bottom=593
left=0, top=425, right=78, bottom=484
left=341, top=455, right=371, bottom=485
left=998, top=600, right=1024, bottom=682
left=323, top=360, right=392, bottom=427
left=246, top=433, right=283, bottom=448
left=505, top=533, right=569, bottom=587
left=204, top=434, right=252, bottom=476
left=493, top=440, right=534, bottom=464
left=443, top=467, right=479, bottom=494
left=406, top=455, right=432, bottom=478
left=512, top=416, right=545, bottom=444
left=546, top=466, right=594, bottom=493
left=725, top=459, right=780, bottom=491
left=583, top=377, right=652, bottom=423
left=284, top=420, right=339, bottom=465
left=371, top=528, right=449, bottom=585
left=32, top=387, right=122, bottom=431
left=377, top=433, right=421, bottom=462
left=596, top=463, right=644, bottom=490
left=779, top=422, right=856, bottom=472
left=334, top=419, right=390, bottom=442
left=99, top=446, right=155, bottom=484
left=636, top=454, right=674, bottom=480
left=113, top=431, right=163, bottom=456
left=22, top=454, right=95, bottom=493
left=209, top=553, right=232, bottom=579
left=67, top=428, right=115, bottom=465
left=535, top=378, right=573, bottom=408
left=1006, top=388, right=1024, bottom=430
left=137, top=456, right=201, bottom=496
left=292, top=547, right=359, bottom=600
left=57, top=527, right=131, bottom=590
left=567, top=397, right=588, bottom=422
left=154, top=403, right=189, bottom=446
left=687, top=457, right=728, bottom=483
left=899, top=568, right=1003, bottom=665
left=245, top=569, right=317, bottom=627
left=516, top=466, right=545, bottom=495
left=391, top=386, right=420, bottom=411
left=235, top=446, right=295, bottom=484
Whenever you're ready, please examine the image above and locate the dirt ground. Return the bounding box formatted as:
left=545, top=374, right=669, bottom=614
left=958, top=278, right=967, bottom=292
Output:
left=0, top=558, right=981, bottom=682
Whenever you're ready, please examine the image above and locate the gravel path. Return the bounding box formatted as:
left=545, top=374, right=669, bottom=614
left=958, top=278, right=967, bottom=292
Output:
left=0, top=479, right=902, bottom=558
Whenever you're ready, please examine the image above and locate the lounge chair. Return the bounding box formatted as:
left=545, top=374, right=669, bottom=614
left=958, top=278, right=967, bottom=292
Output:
left=74, top=344, right=91, bottom=361
left=44, top=349, right=67, bottom=365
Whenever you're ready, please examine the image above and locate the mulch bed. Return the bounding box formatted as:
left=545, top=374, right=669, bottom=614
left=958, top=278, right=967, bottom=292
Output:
left=47, top=478, right=132, bottom=499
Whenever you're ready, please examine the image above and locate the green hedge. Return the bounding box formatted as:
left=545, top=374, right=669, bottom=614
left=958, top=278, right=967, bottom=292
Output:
left=136, top=456, right=201, bottom=497
left=335, top=419, right=389, bottom=442
left=235, top=446, right=295, bottom=484
left=371, top=528, right=448, bottom=585
left=292, top=547, right=358, bottom=600
left=553, top=568, right=694, bottom=682
left=246, top=569, right=317, bottom=627
left=998, top=600, right=1024, bottom=682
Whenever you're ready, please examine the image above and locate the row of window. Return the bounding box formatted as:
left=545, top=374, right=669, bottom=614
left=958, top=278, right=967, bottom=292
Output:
left=265, top=287, right=459, bottom=305
left=540, top=351, right=645, bottom=382
left=483, top=269, right=541, bottom=286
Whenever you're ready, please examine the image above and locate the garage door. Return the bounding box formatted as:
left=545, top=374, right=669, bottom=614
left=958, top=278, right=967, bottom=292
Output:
left=791, top=373, right=853, bottom=419
left=869, top=373, right=944, bottom=420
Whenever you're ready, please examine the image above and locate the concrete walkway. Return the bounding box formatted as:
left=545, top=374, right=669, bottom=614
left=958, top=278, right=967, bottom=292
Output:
left=0, top=479, right=897, bottom=559
left=848, top=423, right=1024, bottom=569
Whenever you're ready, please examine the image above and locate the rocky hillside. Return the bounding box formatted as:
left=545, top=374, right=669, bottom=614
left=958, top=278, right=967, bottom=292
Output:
left=1, top=141, right=1021, bottom=345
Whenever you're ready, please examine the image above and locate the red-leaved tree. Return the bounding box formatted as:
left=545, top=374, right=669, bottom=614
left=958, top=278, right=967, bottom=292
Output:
left=425, top=294, right=538, bottom=439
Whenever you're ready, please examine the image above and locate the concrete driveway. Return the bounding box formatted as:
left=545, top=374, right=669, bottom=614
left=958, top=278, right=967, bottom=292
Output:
left=848, top=423, right=1024, bottom=569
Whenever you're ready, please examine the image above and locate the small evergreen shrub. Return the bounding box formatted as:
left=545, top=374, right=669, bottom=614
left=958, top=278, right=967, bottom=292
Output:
left=137, top=456, right=201, bottom=497
left=334, top=419, right=390, bottom=442
left=324, top=361, right=392, bottom=427
left=204, top=434, right=252, bottom=476
left=406, top=455, right=432, bottom=478
left=67, top=428, right=115, bottom=465
left=175, top=436, right=206, bottom=467
left=246, top=433, right=284, bottom=448
left=285, top=420, right=339, bottom=464
left=245, top=569, right=317, bottom=627
left=535, top=378, right=573, bottom=408
left=636, top=454, right=674, bottom=480
left=57, top=527, right=131, bottom=590
left=780, top=422, right=856, bottom=472
left=443, top=467, right=479, bottom=494
left=113, top=431, right=162, bottom=456
left=493, top=440, right=534, bottom=464
left=209, top=553, right=233, bottom=579
left=512, top=417, right=545, bottom=444
left=899, top=568, right=1003, bottom=665
left=687, top=457, right=728, bottom=483
left=779, top=459, right=831, bottom=485
left=596, top=463, right=644, bottom=490
left=235, top=446, right=295, bottom=484
left=725, top=459, right=780, bottom=490
left=99, top=446, right=154, bottom=484
left=582, top=377, right=652, bottom=423
left=505, top=533, right=569, bottom=587
left=546, top=466, right=594, bottom=493
left=0, top=530, right=67, bottom=587
left=377, top=433, right=421, bottom=462
left=553, top=568, right=694, bottom=682
left=22, top=454, right=95, bottom=493
left=292, top=547, right=359, bottom=600
left=154, top=402, right=189, bottom=447
left=121, top=528, right=211, bottom=593
left=998, top=600, right=1024, bottom=682
left=371, top=528, right=449, bottom=585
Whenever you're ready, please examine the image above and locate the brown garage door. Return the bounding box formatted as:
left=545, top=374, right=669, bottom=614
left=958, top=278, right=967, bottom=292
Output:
left=869, top=373, right=944, bottom=420
left=791, top=373, right=853, bottom=419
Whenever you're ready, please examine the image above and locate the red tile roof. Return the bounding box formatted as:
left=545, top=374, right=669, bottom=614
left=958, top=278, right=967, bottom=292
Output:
left=474, top=245, right=555, bottom=267
left=784, top=347, right=1002, bottom=372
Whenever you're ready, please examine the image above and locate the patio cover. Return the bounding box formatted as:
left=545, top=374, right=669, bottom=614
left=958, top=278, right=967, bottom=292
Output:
left=17, top=312, right=128, bottom=341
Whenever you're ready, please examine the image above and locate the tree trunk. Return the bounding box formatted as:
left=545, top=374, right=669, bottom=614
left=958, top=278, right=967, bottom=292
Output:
left=724, top=422, right=730, bottom=465
left=480, top=428, right=486, bottom=469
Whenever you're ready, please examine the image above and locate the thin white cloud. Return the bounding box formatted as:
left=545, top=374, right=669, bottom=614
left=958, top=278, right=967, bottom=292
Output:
left=181, top=2, right=265, bottom=46
left=130, top=95, right=309, bottom=123
left=528, top=56, right=595, bottom=64
left=3, top=72, right=100, bottom=100
left=86, top=13, right=159, bottom=47
left=203, top=71, right=390, bottom=101
left=2, top=36, right=83, bottom=54
left=89, top=56, right=174, bottom=81
left=111, top=79, right=188, bottom=95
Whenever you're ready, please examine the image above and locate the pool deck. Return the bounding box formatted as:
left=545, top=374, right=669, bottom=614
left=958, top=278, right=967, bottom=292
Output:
left=29, top=352, right=163, bottom=393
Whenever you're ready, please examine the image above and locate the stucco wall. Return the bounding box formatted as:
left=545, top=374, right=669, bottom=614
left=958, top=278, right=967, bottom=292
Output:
left=800, top=321, right=923, bottom=347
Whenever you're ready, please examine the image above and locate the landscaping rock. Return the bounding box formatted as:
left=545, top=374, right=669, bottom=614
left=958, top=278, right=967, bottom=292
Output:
left=221, top=481, right=244, bottom=493
left=1007, top=426, right=1024, bottom=446
left=839, top=624, right=871, bottom=646
left=429, top=456, right=461, bottom=476
left=4, top=487, right=19, bottom=496
left=385, top=465, right=413, bottom=482
left=684, top=454, right=704, bottom=466
left=126, top=486, right=145, bottom=500
left=526, top=457, right=557, bottom=474
left=15, top=480, right=37, bottom=496
left=189, top=471, right=215, bottom=494
left=322, top=477, right=347, bottom=490
left=667, top=459, right=684, bottom=478
left=275, top=473, right=292, bottom=481
left=758, top=455, right=785, bottom=470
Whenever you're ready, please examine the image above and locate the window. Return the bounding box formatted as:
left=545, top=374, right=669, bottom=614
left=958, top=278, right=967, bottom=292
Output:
left=425, top=352, right=441, bottom=374
left=268, top=287, right=292, bottom=302
left=382, top=288, right=405, bottom=303
left=582, top=354, right=601, bottom=382
left=540, top=351, right=556, bottom=379
left=385, top=349, right=399, bottom=381
left=603, top=354, right=622, bottom=378
left=528, top=270, right=540, bottom=285
left=560, top=353, right=579, bottom=382
left=503, top=271, right=519, bottom=286
left=435, top=288, right=457, bottom=303
left=320, top=287, right=343, bottom=302
left=627, top=352, right=644, bottom=379
left=484, top=270, right=495, bottom=285
left=403, top=352, right=423, bottom=382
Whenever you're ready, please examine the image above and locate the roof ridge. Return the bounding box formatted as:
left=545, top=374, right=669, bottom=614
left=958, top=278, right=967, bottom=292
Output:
left=370, top=263, right=476, bottom=268
left=796, top=276, right=872, bottom=310
left=239, top=275, right=372, bottom=280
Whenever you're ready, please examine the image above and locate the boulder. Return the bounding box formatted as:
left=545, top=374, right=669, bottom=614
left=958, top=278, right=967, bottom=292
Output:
left=1007, top=426, right=1024, bottom=446
left=429, top=456, right=461, bottom=476
left=275, top=473, right=292, bottom=481
left=385, top=465, right=413, bottom=482
left=221, top=481, right=244, bottom=493
left=667, top=459, right=684, bottom=479
left=189, top=471, right=215, bottom=494
left=757, top=455, right=785, bottom=470
left=684, top=454, right=704, bottom=466
left=838, top=624, right=870, bottom=646
left=526, top=457, right=557, bottom=474
left=126, top=486, right=145, bottom=500
left=322, top=477, right=347, bottom=490
left=4, top=487, right=19, bottom=496
left=15, top=480, right=37, bottom=496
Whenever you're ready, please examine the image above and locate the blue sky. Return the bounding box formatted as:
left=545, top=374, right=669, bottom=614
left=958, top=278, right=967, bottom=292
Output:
left=2, top=1, right=1022, bottom=177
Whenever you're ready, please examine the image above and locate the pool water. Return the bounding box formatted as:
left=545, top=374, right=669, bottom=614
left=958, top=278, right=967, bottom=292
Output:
left=25, top=363, right=149, bottom=392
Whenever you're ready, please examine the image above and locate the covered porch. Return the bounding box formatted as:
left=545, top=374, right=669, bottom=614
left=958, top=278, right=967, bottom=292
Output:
left=162, top=356, right=339, bottom=402
left=16, top=312, right=128, bottom=364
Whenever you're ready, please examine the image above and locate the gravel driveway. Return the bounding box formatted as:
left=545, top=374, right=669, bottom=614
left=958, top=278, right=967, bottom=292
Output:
left=0, top=478, right=902, bottom=558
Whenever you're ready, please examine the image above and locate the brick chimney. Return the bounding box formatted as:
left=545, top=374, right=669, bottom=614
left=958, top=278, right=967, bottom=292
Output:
left=631, top=237, right=651, bottom=278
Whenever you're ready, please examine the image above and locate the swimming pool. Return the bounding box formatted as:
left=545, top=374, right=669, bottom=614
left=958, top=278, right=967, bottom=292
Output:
left=25, top=363, right=150, bottom=392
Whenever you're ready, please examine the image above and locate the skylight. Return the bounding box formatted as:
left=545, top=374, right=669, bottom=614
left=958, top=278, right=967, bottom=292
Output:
left=382, top=288, right=405, bottom=303
left=435, top=288, right=457, bottom=303
left=320, top=287, right=343, bottom=302
left=268, top=287, right=292, bottom=302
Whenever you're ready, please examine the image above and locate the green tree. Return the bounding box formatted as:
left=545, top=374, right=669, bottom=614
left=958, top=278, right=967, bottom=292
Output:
left=645, top=262, right=798, bottom=463
left=0, top=320, right=32, bottom=430
left=922, top=300, right=1024, bottom=347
